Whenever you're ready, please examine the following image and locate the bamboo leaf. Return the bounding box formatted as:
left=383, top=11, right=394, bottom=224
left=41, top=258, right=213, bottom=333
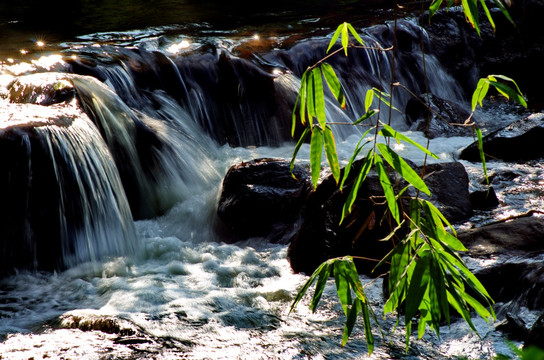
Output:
left=429, top=0, right=444, bottom=18
left=312, top=67, right=327, bottom=128
left=374, top=152, right=400, bottom=224
left=488, top=78, right=527, bottom=108
left=290, top=126, right=310, bottom=177
left=327, top=24, right=343, bottom=53
left=361, top=300, right=375, bottom=354
left=289, top=259, right=332, bottom=313
left=324, top=126, right=341, bottom=184
left=364, top=89, right=374, bottom=113
left=310, top=261, right=333, bottom=312
left=341, top=22, right=349, bottom=56
left=353, top=110, right=377, bottom=125
left=471, top=78, right=489, bottom=111
left=479, top=0, right=496, bottom=33
left=321, top=63, right=345, bottom=109
left=461, top=0, right=481, bottom=36
left=376, top=143, right=431, bottom=196
left=307, top=70, right=316, bottom=120
left=347, top=23, right=364, bottom=46
left=334, top=261, right=352, bottom=316
left=405, top=250, right=431, bottom=321
left=341, top=149, right=374, bottom=223
left=475, top=127, right=489, bottom=184
left=379, top=123, right=439, bottom=159
left=310, top=126, right=324, bottom=189
left=342, top=298, right=361, bottom=347
left=490, top=0, right=515, bottom=25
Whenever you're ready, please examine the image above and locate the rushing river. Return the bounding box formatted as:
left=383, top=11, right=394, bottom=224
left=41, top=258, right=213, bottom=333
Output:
left=0, top=2, right=542, bottom=359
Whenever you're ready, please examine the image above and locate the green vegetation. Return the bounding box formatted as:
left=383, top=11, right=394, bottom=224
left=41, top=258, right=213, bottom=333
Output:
left=289, top=0, right=527, bottom=355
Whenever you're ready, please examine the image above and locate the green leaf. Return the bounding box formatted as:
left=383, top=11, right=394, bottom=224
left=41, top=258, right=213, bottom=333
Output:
left=324, top=126, right=341, bottom=184
left=341, top=22, right=349, bottom=56
left=321, top=63, right=345, bottom=109
left=420, top=199, right=457, bottom=236
left=490, top=0, right=515, bottom=26
left=307, top=70, right=316, bottom=120
left=376, top=143, right=431, bottom=196
left=379, top=123, right=439, bottom=159
left=340, top=133, right=368, bottom=190
left=479, top=0, right=496, bottom=33
left=405, top=250, right=431, bottom=321
left=310, top=126, right=324, bottom=189
left=290, top=126, right=310, bottom=177
left=361, top=300, right=374, bottom=354
left=312, top=67, right=327, bottom=128
left=353, top=110, right=377, bottom=125
left=372, top=88, right=401, bottom=113
left=475, top=127, right=489, bottom=185
left=364, top=88, right=374, bottom=113
left=461, top=0, right=481, bottom=36
left=347, top=23, right=364, bottom=46
left=471, top=78, right=489, bottom=111
left=429, top=0, right=444, bottom=18
left=327, top=24, right=343, bottom=54
left=374, top=152, right=400, bottom=224
left=488, top=77, right=527, bottom=108
left=341, top=149, right=374, bottom=223
left=289, top=259, right=332, bottom=313
left=310, top=261, right=333, bottom=312
left=334, top=260, right=353, bottom=316
left=342, top=298, right=361, bottom=347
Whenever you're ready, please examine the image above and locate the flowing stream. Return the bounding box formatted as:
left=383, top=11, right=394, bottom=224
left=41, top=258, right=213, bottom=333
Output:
left=0, top=4, right=542, bottom=359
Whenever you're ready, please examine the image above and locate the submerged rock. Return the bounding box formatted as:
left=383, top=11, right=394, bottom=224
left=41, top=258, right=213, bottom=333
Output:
left=459, top=216, right=544, bottom=310
left=217, top=158, right=311, bottom=241
left=460, top=113, right=544, bottom=162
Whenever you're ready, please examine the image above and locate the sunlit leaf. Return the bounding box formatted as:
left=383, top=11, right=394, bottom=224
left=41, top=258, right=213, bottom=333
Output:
left=342, top=298, right=361, bottom=346
left=376, top=143, right=431, bottom=196
left=379, top=123, right=439, bottom=159
left=334, top=260, right=352, bottom=316
left=312, top=67, right=326, bottom=128
left=353, top=110, right=377, bottom=125
left=327, top=24, right=343, bottom=53
left=310, top=261, right=333, bottom=312
left=310, top=126, right=324, bottom=189
left=489, top=77, right=527, bottom=108
left=361, top=300, right=374, bottom=354
left=364, top=88, right=374, bottom=113
left=289, top=259, right=333, bottom=313
left=405, top=250, right=431, bottom=321
left=321, top=62, right=346, bottom=109
left=429, top=0, right=444, bottom=18
left=475, top=127, right=489, bottom=185
left=374, top=152, right=400, bottom=224
left=341, top=149, right=374, bottom=223
left=347, top=23, right=364, bottom=46
left=290, top=126, right=310, bottom=177
left=461, top=0, right=481, bottom=36
left=479, top=0, right=496, bottom=33
left=324, top=126, right=341, bottom=184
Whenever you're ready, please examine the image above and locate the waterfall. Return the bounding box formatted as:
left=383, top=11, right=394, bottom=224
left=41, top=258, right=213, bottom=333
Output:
left=0, top=99, right=136, bottom=272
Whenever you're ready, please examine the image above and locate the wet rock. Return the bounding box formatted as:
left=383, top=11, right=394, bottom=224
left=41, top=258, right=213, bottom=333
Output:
left=460, top=113, right=544, bottom=162
left=60, top=312, right=137, bottom=336
left=475, top=262, right=544, bottom=310
left=458, top=216, right=544, bottom=257
left=469, top=187, right=500, bottom=210
left=8, top=73, right=76, bottom=106
left=526, top=313, right=544, bottom=349
left=406, top=93, right=474, bottom=138
left=496, top=313, right=529, bottom=341
left=417, top=162, right=472, bottom=223
left=217, top=158, right=311, bottom=241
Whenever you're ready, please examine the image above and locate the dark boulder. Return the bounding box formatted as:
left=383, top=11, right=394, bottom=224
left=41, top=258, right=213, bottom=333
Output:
left=459, top=216, right=544, bottom=310
left=417, top=162, right=472, bottom=223
left=459, top=216, right=544, bottom=257
left=469, top=187, right=500, bottom=210
left=217, top=158, right=311, bottom=241
left=406, top=93, right=474, bottom=138
left=460, top=113, right=544, bottom=162
left=526, top=313, right=544, bottom=349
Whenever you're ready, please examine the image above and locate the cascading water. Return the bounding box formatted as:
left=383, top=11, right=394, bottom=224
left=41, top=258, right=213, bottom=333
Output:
left=0, top=5, right=542, bottom=359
